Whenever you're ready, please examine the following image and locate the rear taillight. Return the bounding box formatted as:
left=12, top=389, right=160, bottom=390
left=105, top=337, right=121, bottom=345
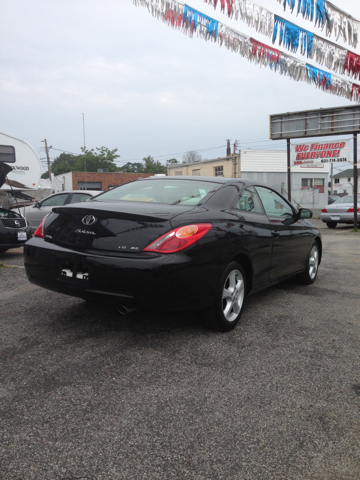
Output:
left=347, top=207, right=360, bottom=213
left=144, top=224, right=213, bottom=254
left=34, top=214, right=50, bottom=238
left=321, top=208, right=327, bottom=213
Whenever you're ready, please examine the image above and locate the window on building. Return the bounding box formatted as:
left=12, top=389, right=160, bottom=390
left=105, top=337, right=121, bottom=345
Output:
left=302, top=178, right=313, bottom=188
left=301, top=178, right=325, bottom=193
left=314, top=179, right=324, bottom=193
left=334, top=178, right=340, bottom=184
left=192, top=169, right=200, bottom=176
left=214, top=166, right=224, bottom=177
left=175, top=171, right=182, bottom=176
left=348, top=177, right=351, bottom=182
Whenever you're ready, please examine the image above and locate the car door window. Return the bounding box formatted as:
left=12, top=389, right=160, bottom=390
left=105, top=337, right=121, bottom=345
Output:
left=70, top=193, right=92, bottom=203
left=235, top=188, right=264, bottom=214
left=255, top=186, right=294, bottom=217
left=41, top=194, right=69, bottom=207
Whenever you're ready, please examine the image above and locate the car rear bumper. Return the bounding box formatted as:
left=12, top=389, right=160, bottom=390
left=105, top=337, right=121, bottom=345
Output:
left=24, top=238, right=225, bottom=312
left=320, top=213, right=356, bottom=224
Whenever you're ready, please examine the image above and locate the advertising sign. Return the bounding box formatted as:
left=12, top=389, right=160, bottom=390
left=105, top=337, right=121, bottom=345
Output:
left=291, top=139, right=350, bottom=168
left=270, top=105, right=360, bottom=140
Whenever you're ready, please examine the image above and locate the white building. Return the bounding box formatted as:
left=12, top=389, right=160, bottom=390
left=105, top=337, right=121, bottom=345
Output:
left=332, top=168, right=359, bottom=195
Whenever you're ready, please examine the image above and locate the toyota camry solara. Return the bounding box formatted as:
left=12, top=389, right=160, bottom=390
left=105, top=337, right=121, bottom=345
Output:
left=24, top=176, right=322, bottom=331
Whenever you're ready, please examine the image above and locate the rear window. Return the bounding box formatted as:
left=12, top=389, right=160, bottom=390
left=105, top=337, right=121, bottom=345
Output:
left=333, top=195, right=360, bottom=204
left=94, top=179, right=221, bottom=206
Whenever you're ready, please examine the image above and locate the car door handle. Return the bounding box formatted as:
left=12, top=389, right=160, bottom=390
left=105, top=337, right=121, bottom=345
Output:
left=271, top=231, right=280, bottom=237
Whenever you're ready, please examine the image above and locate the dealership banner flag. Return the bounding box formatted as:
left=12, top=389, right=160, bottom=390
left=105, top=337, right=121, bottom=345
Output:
left=203, top=0, right=360, bottom=79
left=134, top=0, right=360, bottom=102
left=291, top=139, right=351, bottom=167
left=276, top=0, right=360, bottom=48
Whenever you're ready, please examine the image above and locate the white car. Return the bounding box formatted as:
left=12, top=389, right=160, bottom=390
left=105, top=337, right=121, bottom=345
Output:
left=25, top=190, right=101, bottom=232
left=321, top=195, right=360, bottom=228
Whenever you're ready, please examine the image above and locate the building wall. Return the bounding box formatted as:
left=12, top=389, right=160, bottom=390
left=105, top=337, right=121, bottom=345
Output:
left=169, top=157, right=235, bottom=177
left=54, top=172, right=153, bottom=192
left=240, top=149, right=331, bottom=175
left=333, top=176, right=359, bottom=195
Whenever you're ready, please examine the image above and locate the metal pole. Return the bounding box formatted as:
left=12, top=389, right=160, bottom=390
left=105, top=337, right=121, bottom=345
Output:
left=354, top=133, right=358, bottom=229
left=287, top=139, right=291, bottom=202
left=82, top=113, right=87, bottom=190
left=43, top=139, right=51, bottom=180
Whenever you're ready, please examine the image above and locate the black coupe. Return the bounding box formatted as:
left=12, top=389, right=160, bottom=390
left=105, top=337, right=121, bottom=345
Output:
left=24, top=177, right=321, bottom=331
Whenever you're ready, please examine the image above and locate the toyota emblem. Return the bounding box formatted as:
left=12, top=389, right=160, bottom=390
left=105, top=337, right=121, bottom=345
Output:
left=82, top=215, right=97, bottom=226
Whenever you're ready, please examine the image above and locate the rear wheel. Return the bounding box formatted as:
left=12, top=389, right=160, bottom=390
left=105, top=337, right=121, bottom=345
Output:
left=296, top=241, right=319, bottom=285
left=326, top=221, right=337, bottom=228
left=203, top=262, right=247, bottom=332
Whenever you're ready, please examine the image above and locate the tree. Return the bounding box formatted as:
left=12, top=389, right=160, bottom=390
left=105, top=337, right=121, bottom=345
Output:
left=119, top=162, right=144, bottom=173
left=166, top=158, right=178, bottom=164
left=51, top=152, right=79, bottom=176
left=50, top=147, right=120, bottom=176
left=182, top=151, right=202, bottom=164
left=142, top=155, right=167, bottom=174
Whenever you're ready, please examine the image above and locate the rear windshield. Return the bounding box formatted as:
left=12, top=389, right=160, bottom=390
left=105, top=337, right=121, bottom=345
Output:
left=94, top=179, right=221, bottom=206
left=333, top=195, right=360, bottom=204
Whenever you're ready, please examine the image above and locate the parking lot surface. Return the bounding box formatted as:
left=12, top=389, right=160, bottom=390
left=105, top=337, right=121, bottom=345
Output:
left=1, top=222, right=360, bottom=480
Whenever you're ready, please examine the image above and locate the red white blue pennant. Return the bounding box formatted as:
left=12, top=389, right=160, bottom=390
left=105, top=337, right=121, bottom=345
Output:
left=134, top=0, right=360, bottom=102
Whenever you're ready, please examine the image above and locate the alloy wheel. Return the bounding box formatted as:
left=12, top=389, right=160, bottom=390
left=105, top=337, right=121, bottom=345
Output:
left=222, top=269, right=245, bottom=322
left=309, top=244, right=319, bottom=280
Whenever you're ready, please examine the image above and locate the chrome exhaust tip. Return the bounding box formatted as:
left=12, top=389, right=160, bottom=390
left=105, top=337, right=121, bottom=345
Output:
left=118, top=305, right=136, bottom=315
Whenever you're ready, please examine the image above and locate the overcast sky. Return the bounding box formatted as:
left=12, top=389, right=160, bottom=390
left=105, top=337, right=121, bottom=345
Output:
left=1, top=0, right=359, bottom=173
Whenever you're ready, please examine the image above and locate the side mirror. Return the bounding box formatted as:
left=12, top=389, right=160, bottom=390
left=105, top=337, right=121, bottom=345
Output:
left=299, top=208, right=313, bottom=219
left=34, top=201, right=41, bottom=208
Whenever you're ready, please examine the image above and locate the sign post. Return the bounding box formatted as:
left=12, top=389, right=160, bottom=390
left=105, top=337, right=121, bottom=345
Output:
left=354, top=134, right=358, bottom=229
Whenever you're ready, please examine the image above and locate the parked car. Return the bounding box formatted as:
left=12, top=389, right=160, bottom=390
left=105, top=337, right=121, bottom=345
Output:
left=0, top=207, right=31, bottom=254
left=25, top=190, right=101, bottom=232
left=24, top=177, right=321, bottom=331
left=321, top=195, right=360, bottom=228
left=328, top=195, right=340, bottom=204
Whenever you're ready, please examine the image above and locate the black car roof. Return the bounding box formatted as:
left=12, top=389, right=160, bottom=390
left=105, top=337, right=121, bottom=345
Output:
left=138, top=175, right=251, bottom=185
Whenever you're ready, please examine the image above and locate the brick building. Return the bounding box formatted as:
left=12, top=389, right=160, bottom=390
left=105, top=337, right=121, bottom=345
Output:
left=53, top=171, right=154, bottom=192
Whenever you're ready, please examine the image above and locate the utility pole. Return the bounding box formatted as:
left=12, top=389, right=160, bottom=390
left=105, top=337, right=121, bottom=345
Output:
left=287, top=139, right=291, bottom=202
left=42, top=139, right=52, bottom=180
left=354, top=133, right=358, bottom=229
left=232, top=140, right=238, bottom=178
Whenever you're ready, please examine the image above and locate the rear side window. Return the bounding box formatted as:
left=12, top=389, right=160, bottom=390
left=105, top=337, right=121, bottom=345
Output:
left=70, top=193, right=93, bottom=203
left=41, top=194, right=68, bottom=207
left=235, top=187, right=263, bottom=214
left=255, top=186, right=294, bottom=218
left=94, top=180, right=221, bottom=206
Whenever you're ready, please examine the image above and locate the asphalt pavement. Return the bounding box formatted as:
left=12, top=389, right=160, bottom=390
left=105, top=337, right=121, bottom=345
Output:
left=1, top=222, right=360, bottom=480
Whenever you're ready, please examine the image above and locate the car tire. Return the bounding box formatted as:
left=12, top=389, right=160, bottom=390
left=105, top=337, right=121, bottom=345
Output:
left=326, top=221, right=337, bottom=228
left=203, top=262, right=247, bottom=332
left=0, top=247, right=9, bottom=254
left=295, top=241, right=320, bottom=285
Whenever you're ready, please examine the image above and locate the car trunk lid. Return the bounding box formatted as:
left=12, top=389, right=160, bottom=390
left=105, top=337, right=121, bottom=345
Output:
left=45, top=201, right=194, bottom=253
